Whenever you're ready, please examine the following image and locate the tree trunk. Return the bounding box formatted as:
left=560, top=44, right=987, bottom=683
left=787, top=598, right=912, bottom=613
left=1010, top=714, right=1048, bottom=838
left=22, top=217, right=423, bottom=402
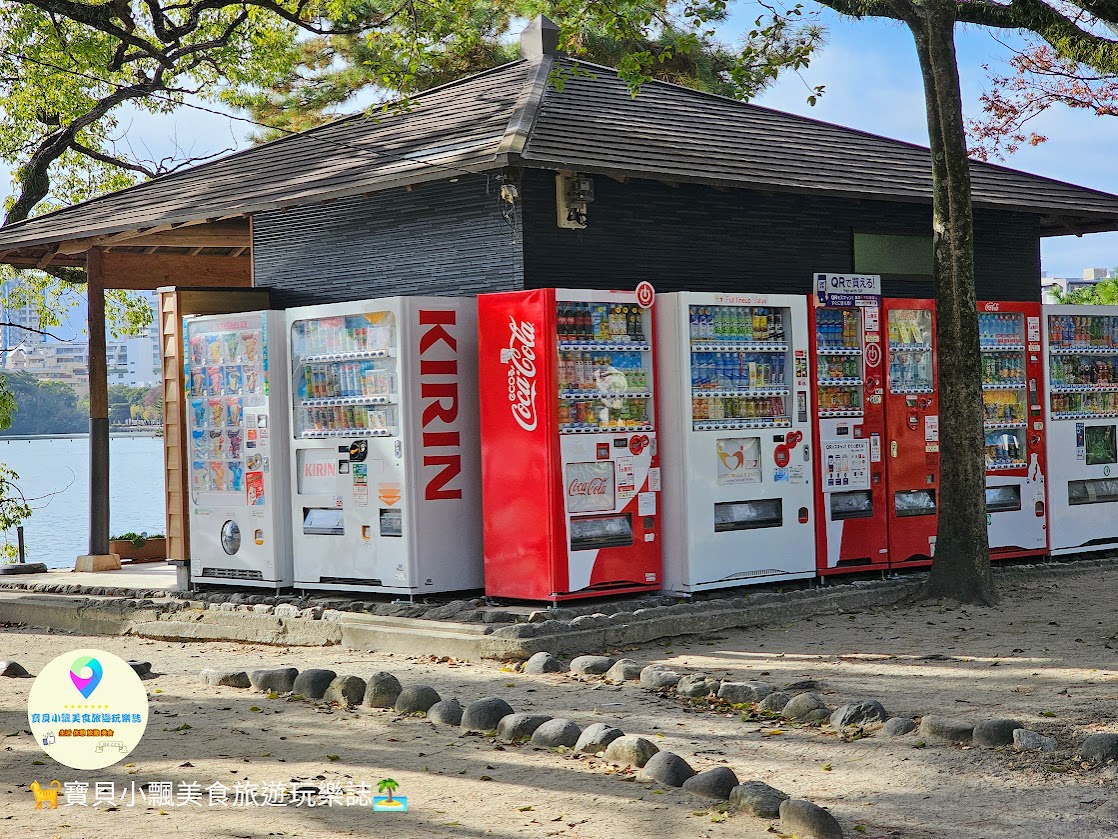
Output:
left=907, top=1, right=996, bottom=604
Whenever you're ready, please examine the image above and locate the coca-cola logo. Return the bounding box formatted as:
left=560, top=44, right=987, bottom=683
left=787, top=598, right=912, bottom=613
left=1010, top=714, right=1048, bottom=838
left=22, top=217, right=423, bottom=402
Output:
left=568, top=477, right=608, bottom=496
left=501, top=317, right=538, bottom=431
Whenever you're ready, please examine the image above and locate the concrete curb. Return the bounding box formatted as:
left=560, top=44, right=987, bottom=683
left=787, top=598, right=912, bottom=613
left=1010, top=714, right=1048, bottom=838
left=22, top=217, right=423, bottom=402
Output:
left=1, top=556, right=1115, bottom=659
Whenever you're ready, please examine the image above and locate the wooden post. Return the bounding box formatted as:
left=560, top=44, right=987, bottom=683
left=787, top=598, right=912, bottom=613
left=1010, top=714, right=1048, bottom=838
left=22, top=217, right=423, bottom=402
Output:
left=76, top=247, right=120, bottom=571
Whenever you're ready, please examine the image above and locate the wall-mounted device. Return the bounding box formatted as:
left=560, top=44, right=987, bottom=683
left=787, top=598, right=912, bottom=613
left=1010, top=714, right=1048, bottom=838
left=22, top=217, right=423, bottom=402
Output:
left=556, top=173, right=595, bottom=229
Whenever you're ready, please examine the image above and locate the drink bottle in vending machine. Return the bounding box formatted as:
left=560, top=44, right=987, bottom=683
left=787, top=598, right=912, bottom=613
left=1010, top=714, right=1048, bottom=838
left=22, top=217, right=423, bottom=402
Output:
left=809, top=296, right=889, bottom=575
left=185, top=310, right=293, bottom=588
left=287, top=297, right=482, bottom=594
left=882, top=298, right=939, bottom=567
left=477, top=288, right=661, bottom=602
left=977, top=302, right=1047, bottom=559
left=657, top=292, right=815, bottom=593
left=1042, top=304, right=1118, bottom=554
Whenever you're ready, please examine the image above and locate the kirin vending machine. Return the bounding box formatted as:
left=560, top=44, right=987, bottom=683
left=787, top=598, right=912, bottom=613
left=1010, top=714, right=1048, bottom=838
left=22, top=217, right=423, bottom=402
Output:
left=882, top=298, right=940, bottom=568
left=978, top=302, right=1047, bottom=559
left=809, top=275, right=889, bottom=576
left=477, top=287, right=661, bottom=602
left=185, top=310, right=292, bottom=588
left=657, top=292, right=815, bottom=593
left=1042, top=305, right=1118, bottom=555
left=286, top=297, right=482, bottom=594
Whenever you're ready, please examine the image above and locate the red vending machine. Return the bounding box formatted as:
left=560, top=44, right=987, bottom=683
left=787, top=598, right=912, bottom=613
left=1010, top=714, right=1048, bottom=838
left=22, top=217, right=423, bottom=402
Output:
left=809, top=283, right=890, bottom=576
left=882, top=298, right=940, bottom=568
left=978, top=302, right=1048, bottom=559
left=477, top=287, right=662, bottom=602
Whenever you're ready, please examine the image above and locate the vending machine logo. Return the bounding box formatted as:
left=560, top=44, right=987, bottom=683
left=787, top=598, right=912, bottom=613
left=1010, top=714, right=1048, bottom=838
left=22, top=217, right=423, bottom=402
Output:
left=501, top=317, right=539, bottom=432
left=419, top=309, right=463, bottom=501
left=565, top=461, right=615, bottom=513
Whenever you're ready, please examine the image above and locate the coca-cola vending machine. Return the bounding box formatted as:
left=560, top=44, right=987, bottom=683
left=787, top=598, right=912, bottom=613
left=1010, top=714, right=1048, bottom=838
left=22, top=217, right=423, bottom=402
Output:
left=477, top=287, right=661, bottom=602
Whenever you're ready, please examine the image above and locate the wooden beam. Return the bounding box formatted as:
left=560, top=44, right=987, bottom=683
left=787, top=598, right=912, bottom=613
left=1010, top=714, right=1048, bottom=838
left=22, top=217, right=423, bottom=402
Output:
left=86, top=248, right=111, bottom=558
left=100, top=251, right=251, bottom=289
left=606, top=174, right=628, bottom=184
left=36, top=245, right=59, bottom=269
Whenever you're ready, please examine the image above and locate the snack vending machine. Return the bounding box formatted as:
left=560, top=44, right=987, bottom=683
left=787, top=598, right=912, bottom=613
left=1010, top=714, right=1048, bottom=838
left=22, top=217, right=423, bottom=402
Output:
left=809, top=297, right=889, bottom=576
left=657, top=292, right=815, bottom=593
left=185, top=311, right=292, bottom=588
left=287, top=297, right=482, bottom=594
left=1042, top=305, right=1118, bottom=555
left=477, top=288, right=661, bottom=602
left=881, top=298, right=940, bottom=568
left=978, top=302, right=1047, bottom=559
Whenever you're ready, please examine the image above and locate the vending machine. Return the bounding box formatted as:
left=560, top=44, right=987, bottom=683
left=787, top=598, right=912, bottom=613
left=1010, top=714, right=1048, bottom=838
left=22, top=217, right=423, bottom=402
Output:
left=809, top=291, right=889, bottom=576
left=1042, top=305, right=1118, bottom=555
left=185, top=310, right=292, bottom=588
left=881, top=298, right=940, bottom=568
left=657, top=292, right=815, bottom=593
left=287, top=297, right=482, bottom=594
left=978, top=302, right=1048, bottom=559
left=477, top=288, right=661, bottom=602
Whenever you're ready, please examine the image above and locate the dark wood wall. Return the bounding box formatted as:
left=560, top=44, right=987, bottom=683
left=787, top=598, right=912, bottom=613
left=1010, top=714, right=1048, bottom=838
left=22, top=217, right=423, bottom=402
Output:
left=250, top=167, right=1043, bottom=305
left=251, top=176, right=522, bottom=307
left=519, top=169, right=1042, bottom=302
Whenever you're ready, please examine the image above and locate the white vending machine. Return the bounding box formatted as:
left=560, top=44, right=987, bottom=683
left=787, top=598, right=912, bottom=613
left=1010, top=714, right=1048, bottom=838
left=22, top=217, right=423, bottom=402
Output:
left=1043, top=304, right=1118, bottom=554
left=657, top=292, right=816, bottom=593
left=185, top=310, right=292, bottom=588
left=287, top=296, right=483, bottom=594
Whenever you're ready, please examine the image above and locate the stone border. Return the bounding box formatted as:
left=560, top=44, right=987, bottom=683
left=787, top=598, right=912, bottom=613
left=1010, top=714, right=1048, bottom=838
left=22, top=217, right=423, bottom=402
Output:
left=2, top=556, right=1117, bottom=660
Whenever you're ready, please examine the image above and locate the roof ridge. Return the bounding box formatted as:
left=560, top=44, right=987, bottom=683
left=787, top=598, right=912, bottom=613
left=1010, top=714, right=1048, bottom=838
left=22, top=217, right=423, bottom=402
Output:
left=542, top=57, right=1118, bottom=201
left=0, top=58, right=532, bottom=237
left=496, top=55, right=553, bottom=159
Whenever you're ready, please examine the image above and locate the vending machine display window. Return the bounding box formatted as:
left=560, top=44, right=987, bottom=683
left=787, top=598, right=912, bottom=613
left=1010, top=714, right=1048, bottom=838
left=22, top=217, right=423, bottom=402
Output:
left=815, top=307, right=863, bottom=418
left=686, top=304, right=791, bottom=430
left=290, top=312, right=399, bottom=438
left=557, top=302, right=653, bottom=433
left=887, top=309, right=934, bottom=393
left=1085, top=425, right=1117, bottom=465
left=1048, top=313, right=1118, bottom=419
left=979, top=312, right=1028, bottom=468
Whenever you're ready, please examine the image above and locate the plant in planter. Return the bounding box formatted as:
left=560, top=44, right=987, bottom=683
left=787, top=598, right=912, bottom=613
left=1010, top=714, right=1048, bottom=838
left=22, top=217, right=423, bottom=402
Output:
left=109, top=531, right=167, bottom=562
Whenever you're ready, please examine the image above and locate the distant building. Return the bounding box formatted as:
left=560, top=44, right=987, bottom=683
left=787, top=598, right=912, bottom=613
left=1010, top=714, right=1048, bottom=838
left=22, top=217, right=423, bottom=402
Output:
left=0, top=278, right=47, bottom=348
left=1042, top=267, right=1112, bottom=303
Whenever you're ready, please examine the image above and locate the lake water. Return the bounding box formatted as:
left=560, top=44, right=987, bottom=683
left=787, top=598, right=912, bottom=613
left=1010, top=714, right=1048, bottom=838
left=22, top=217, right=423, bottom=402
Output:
left=0, top=436, right=166, bottom=568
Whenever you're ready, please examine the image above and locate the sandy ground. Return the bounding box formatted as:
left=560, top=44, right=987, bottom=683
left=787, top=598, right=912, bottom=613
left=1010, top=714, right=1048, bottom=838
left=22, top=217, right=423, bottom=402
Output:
left=3, top=567, right=1118, bottom=838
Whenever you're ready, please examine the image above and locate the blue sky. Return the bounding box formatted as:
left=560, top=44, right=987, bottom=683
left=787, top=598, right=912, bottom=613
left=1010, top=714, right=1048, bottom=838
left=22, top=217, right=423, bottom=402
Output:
left=4, top=7, right=1118, bottom=286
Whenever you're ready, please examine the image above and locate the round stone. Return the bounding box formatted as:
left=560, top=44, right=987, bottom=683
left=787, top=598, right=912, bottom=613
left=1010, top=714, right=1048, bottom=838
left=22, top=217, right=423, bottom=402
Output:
left=531, top=718, right=582, bottom=748
left=640, top=665, right=681, bottom=690
left=881, top=717, right=918, bottom=737
left=127, top=660, right=152, bottom=677
left=730, top=781, right=789, bottom=818
left=574, top=723, right=624, bottom=754
left=1013, top=728, right=1057, bottom=752
left=973, top=718, right=1026, bottom=747
left=757, top=691, right=791, bottom=713
left=292, top=668, right=337, bottom=700
left=1080, top=733, right=1118, bottom=765
left=718, top=681, right=773, bottom=704
left=570, top=655, right=615, bottom=676
left=803, top=708, right=832, bottom=725
left=604, top=658, right=643, bottom=682
left=324, top=675, right=366, bottom=706
left=461, top=697, right=515, bottom=733
left=200, top=668, right=251, bottom=688
left=682, top=766, right=739, bottom=801
left=919, top=715, right=974, bottom=743
left=523, top=652, right=565, bottom=674
left=779, top=799, right=843, bottom=839
left=497, top=713, right=551, bottom=742
left=603, top=735, right=659, bottom=768
left=638, top=751, right=695, bottom=787
left=249, top=667, right=299, bottom=693
left=427, top=699, right=463, bottom=726
left=395, top=685, right=442, bottom=714
left=830, top=700, right=888, bottom=728
left=0, top=660, right=30, bottom=677
left=363, top=672, right=402, bottom=708
left=782, top=692, right=826, bottom=720
left=677, top=674, right=718, bottom=698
